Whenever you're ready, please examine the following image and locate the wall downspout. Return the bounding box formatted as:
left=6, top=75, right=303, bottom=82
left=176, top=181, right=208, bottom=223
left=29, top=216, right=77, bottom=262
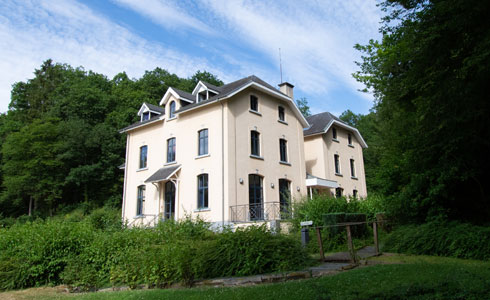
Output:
left=121, top=134, right=130, bottom=224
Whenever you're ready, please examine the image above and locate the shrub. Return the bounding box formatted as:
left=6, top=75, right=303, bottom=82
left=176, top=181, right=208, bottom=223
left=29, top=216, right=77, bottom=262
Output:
left=344, top=213, right=368, bottom=238
left=382, top=221, right=490, bottom=260
left=323, top=213, right=345, bottom=235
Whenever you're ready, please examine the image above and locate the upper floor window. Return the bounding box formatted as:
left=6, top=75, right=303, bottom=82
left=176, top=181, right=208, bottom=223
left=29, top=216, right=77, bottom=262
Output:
left=139, top=145, right=147, bottom=169
left=197, top=174, right=208, bottom=209
left=169, top=101, right=176, bottom=119
left=348, top=133, right=352, bottom=145
left=136, top=185, right=145, bottom=216
left=278, top=106, right=285, bottom=122
left=142, top=111, right=150, bottom=121
left=250, top=95, right=258, bottom=112
left=334, top=154, right=340, bottom=174
left=350, top=159, right=356, bottom=177
left=251, top=130, right=260, bottom=156
left=198, top=129, right=208, bottom=156
left=332, top=127, right=337, bottom=140
left=279, top=139, right=288, bottom=162
left=167, top=138, right=176, bottom=163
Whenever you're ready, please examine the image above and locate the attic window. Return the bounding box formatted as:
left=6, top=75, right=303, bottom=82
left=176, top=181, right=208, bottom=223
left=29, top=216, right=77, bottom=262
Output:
left=198, top=91, right=207, bottom=102
left=142, top=112, right=150, bottom=121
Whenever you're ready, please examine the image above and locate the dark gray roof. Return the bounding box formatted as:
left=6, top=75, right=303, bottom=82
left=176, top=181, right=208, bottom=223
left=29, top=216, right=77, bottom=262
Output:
left=143, top=102, right=165, bottom=113
left=145, top=165, right=181, bottom=183
left=172, top=88, right=195, bottom=102
left=120, top=115, right=163, bottom=132
left=304, top=112, right=345, bottom=136
left=176, top=75, right=287, bottom=113
left=201, top=81, right=222, bottom=92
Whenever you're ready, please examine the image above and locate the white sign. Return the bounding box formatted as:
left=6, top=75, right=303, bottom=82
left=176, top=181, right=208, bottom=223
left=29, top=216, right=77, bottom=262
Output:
left=300, top=221, right=313, bottom=226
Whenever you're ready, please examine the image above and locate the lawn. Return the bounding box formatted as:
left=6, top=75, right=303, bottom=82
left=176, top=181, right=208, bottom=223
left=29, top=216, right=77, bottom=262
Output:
left=2, top=254, right=489, bottom=300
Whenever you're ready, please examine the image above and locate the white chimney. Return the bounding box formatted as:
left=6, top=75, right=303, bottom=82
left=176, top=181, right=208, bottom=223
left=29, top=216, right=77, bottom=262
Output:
left=278, top=82, right=294, bottom=99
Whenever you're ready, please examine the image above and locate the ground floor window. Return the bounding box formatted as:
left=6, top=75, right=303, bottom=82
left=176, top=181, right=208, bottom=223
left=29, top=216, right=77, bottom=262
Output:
left=165, top=181, right=175, bottom=219
left=279, top=179, right=291, bottom=218
left=197, top=174, right=208, bottom=209
left=335, top=187, right=343, bottom=198
left=249, top=174, right=263, bottom=220
left=136, top=185, right=145, bottom=216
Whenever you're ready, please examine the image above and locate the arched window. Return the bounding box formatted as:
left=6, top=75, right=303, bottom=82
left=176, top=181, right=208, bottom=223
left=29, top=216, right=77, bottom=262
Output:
left=169, top=101, right=176, bottom=118
left=249, top=174, right=263, bottom=220
left=251, top=130, right=260, bottom=156
left=197, top=174, right=208, bottom=209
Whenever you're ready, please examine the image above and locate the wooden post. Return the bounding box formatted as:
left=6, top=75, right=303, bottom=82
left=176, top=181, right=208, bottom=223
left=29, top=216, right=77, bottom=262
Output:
left=316, top=227, right=325, bottom=261
left=346, top=225, right=357, bottom=264
left=373, top=221, right=379, bottom=256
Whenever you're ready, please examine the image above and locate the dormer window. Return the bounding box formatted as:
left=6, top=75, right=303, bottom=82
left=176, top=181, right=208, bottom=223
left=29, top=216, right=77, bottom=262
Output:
left=198, top=91, right=206, bottom=103
left=142, top=112, right=150, bottom=121
left=169, top=101, right=176, bottom=119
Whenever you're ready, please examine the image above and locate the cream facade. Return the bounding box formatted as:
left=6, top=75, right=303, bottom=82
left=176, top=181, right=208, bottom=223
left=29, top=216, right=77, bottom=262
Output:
left=120, top=76, right=367, bottom=227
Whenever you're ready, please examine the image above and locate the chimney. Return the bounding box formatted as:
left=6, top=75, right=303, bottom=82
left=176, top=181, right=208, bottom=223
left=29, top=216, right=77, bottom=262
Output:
left=278, top=82, right=294, bottom=99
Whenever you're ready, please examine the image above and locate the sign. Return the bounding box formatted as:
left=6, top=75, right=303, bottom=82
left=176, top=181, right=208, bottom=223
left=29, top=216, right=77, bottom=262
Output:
left=300, top=221, right=313, bottom=226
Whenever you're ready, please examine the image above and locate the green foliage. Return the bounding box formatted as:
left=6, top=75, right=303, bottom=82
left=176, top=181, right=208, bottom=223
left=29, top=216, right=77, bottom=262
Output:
left=295, top=97, right=311, bottom=117
left=383, top=221, right=490, bottom=260
left=353, top=0, right=490, bottom=222
left=0, top=60, right=224, bottom=218
left=0, top=218, right=308, bottom=291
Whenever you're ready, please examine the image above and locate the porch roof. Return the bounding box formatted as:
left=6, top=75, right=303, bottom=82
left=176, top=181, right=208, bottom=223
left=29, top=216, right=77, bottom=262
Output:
left=144, top=165, right=181, bottom=183
left=306, top=173, right=338, bottom=189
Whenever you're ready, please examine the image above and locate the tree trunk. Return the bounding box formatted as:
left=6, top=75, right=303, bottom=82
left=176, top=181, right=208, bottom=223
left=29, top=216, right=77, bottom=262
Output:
left=28, top=196, right=33, bottom=216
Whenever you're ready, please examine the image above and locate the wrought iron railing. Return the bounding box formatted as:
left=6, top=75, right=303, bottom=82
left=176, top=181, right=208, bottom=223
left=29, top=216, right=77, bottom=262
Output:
left=127, top=214, right=158, bottom=228
left=229, top=202, right=291, bottom=223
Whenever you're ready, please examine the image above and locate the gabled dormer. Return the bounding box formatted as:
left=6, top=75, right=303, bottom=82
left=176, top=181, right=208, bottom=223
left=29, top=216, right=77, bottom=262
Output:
left=137, top=102, right=165, bottom=122
left=192, top=81, right=220, bottom=103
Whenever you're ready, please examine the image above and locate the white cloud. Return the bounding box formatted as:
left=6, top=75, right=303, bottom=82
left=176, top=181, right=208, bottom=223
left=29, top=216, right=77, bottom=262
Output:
left=0, top=0, right=224, bottom=112
left=111, top=0, right=215, bottom=35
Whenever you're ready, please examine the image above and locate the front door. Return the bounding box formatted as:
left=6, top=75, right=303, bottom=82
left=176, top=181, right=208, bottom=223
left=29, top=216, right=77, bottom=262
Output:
left=164, top=181, right=175, bottom=220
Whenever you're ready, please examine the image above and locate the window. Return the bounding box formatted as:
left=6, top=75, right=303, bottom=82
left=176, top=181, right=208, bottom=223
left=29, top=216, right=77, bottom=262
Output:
left=197, top=174, right=208, bottom=209
left=348, top=133, right=352, bottom=145
left=353, top=189, right=358, bottom=199
left=198, top=129, right=208, bottom=156
left=164, top=182, right=175, bottom=220
left=279, top=139, right=288, bottom=162
left=335, top=187, right=343, bottom=198
left=251, top=131, right=260, bottom=156
left=167, top=138, right=176, bottom=163
left=139, top=146, right=147, bottom=169
left=334, top=154, right=340, bottom=174
left=350, top=159, right=356, bottom=177
left=279, top=179, right=291, bottom=218
left=249, top=174, right=263, bottom=220
left=332, top=127, right=337, bottom=140
left=136, top=185, right=145, bottom=215
left=142, top=111, right=150, bottom=121
left=278, top=106, right=285, bottom=121
left=169, top=101, right=176, bottom=118
left=250, top=95, right=258, bottom=112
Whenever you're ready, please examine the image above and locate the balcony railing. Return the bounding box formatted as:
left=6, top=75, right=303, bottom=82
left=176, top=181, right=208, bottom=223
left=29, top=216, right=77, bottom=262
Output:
left=229, top=202, right=291, bottom=223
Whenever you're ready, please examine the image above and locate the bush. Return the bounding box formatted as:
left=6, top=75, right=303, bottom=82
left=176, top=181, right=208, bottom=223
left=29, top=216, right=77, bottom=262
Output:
left=344, top=213, right=368, bottom=238
left=0, top=216, right=308, bottom=291
left=323, top=213, right=345, bottom=235
left=382, top=221, right=490, bottom=260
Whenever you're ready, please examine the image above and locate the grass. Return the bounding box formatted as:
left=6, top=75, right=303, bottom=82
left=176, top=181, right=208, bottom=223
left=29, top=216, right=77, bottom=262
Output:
left=2, top=254, right=489, bottom=300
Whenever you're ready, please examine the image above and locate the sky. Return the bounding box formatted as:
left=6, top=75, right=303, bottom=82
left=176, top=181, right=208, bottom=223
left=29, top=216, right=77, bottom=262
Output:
left=0, top=0, right=382, bottom=116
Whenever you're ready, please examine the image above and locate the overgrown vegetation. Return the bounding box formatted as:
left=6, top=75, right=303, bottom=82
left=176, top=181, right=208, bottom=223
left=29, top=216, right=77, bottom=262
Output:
left=382, top=221, right=490, bottom=260
left=0, top=213, right=308, bottom=291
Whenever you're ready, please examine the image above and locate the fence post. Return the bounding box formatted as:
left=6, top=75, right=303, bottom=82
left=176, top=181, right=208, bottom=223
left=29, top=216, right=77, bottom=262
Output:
left=316, top=227, right=325, bottom=261
left=346, top=225, right=357, bottom=264
left=373, top=221, right=379, bottom=256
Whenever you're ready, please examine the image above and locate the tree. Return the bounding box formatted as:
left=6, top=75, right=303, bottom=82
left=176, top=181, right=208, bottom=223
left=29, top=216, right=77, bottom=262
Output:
left=296, top=97, right=311, bottom=117
left=354, top=0, right=490, bottom=222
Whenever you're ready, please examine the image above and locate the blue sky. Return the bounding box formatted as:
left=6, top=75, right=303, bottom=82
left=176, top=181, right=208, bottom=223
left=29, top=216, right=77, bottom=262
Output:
left=0, top=0, right=382, bottom=115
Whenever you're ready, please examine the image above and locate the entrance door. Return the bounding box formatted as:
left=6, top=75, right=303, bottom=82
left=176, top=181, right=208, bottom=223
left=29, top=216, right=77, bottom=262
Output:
left=164, top=181, right=175, bottom=220
left=249, top=174, right=263, bottom=220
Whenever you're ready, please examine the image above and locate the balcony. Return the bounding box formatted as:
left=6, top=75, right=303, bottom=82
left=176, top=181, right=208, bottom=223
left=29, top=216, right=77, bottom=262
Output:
left=229, top=202, right=291, bottom=223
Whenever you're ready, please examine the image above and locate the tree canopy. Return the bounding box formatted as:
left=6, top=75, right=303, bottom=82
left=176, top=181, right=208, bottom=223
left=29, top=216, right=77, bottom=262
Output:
left=353, top=0, right=490, bottom=222
left=0, top=60, right=223, bottom=217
